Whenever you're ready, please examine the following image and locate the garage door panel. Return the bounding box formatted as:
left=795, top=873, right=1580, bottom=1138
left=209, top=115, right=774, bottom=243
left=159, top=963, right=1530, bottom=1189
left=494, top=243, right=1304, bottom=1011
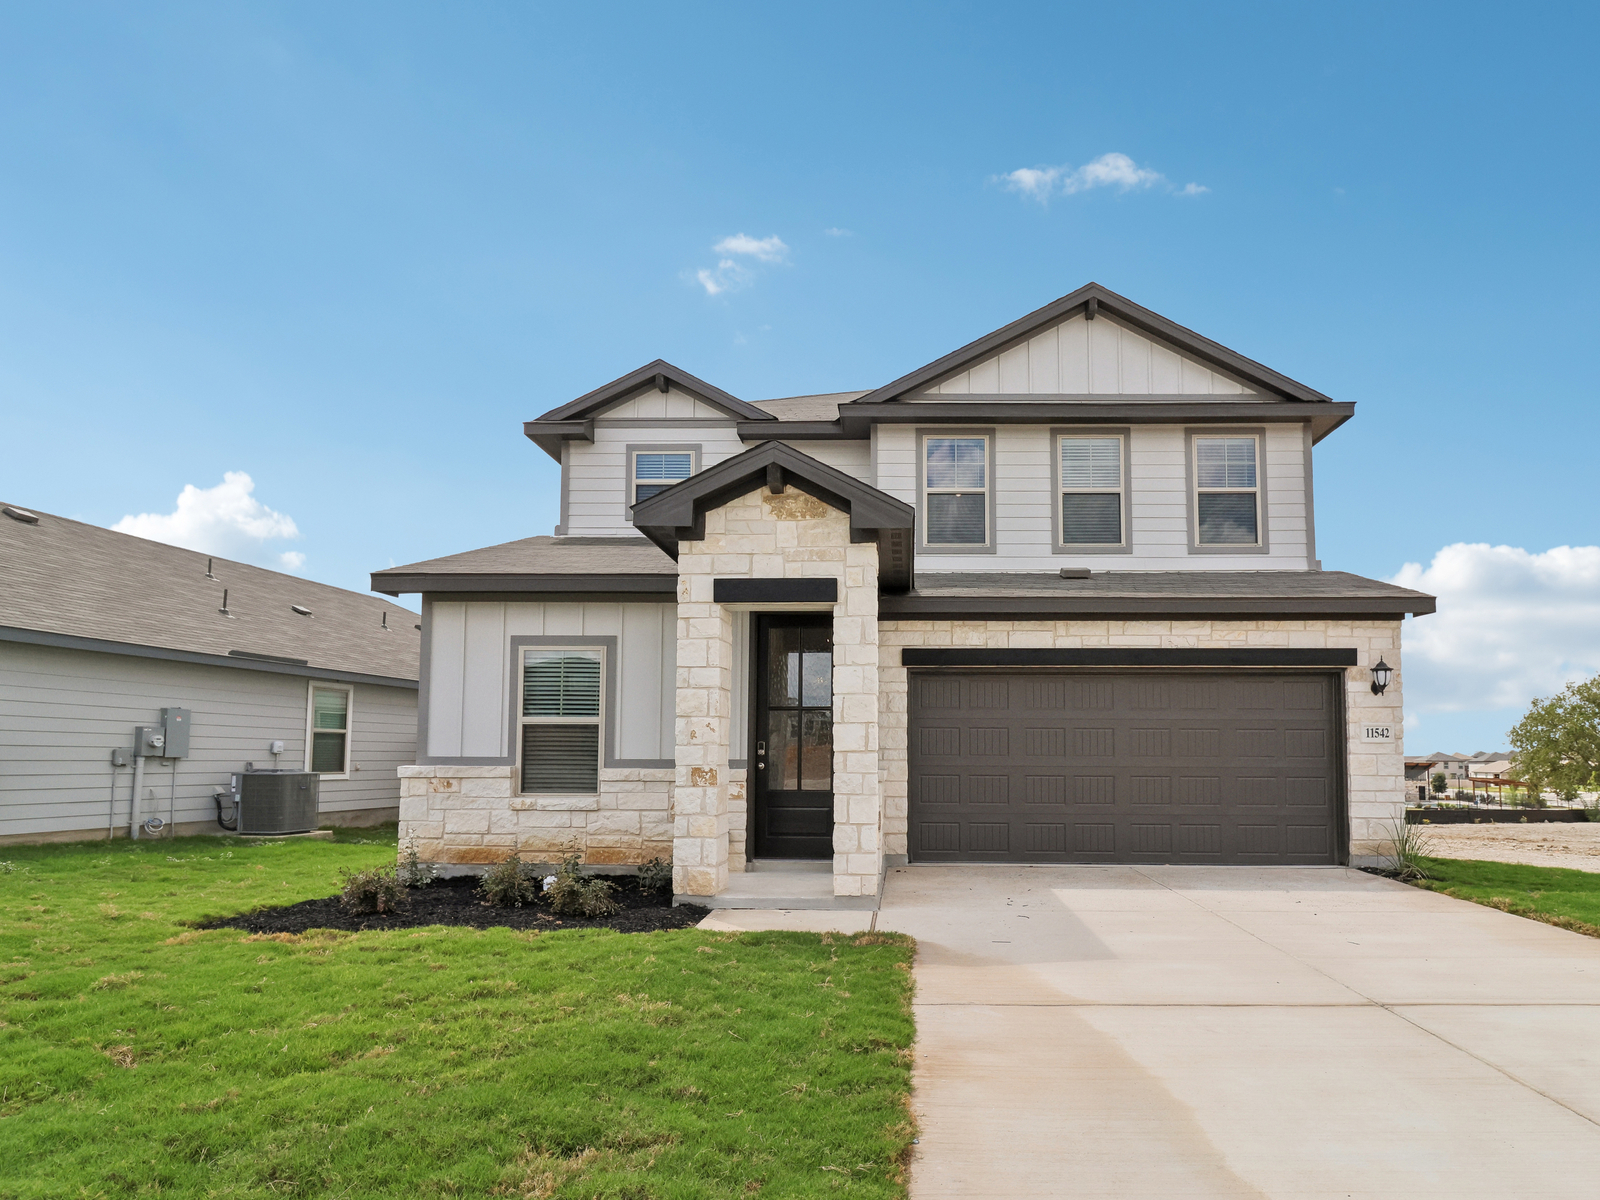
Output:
left=907, top=671, right=1340, bottom=865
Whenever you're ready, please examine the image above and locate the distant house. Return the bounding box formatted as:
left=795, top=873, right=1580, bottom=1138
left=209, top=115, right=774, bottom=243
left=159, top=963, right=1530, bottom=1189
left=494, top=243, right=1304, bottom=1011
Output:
left=0, top=502, right=419, bottom=844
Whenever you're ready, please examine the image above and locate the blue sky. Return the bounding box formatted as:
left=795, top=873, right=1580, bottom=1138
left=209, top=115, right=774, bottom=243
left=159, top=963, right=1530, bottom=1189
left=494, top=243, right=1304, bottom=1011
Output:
left=4, top=1, right=1598, bottom=752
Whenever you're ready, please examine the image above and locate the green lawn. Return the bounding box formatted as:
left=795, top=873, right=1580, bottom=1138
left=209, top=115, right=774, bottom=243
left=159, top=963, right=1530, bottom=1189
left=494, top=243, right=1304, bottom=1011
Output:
left=0, top=830, right=916, bottom=1199
left=1414, top=856, right=1600, bottom=937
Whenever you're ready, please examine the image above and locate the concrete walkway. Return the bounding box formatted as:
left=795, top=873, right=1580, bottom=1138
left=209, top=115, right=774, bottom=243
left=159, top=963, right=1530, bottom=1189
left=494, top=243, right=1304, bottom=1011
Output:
left=875, top=864, right=1600, bottom=1199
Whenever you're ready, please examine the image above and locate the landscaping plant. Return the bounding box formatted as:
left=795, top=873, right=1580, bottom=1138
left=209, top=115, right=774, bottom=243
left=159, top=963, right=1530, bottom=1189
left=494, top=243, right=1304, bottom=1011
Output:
left=338, top=862, right=408, bottom=914
left=397, top=833, right=437, bottom=888
left=477, top=850, right=542, bottom=907
left=546, top=853, right=619, bottom=917
left=637, top=855, right=673, bottom=894
left=1388, top=819, right=1434, bottom=882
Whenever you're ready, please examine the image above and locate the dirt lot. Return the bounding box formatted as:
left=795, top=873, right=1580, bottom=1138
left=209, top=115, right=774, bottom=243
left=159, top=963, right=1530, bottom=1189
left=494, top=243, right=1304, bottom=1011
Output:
left=1419, top=820, right=1600, bottom=871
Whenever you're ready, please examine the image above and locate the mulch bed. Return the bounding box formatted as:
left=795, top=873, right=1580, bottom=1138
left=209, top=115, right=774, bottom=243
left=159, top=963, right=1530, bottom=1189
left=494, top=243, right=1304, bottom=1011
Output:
left=204, top=874, right=710, bottom=935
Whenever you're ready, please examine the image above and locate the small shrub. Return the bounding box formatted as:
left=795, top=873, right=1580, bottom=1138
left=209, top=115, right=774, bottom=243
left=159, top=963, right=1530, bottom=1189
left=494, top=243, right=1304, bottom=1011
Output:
left=546, top=854, right=618, bottom=917
left=1389, top=820, right=1434, bottom=882
left=637, top=857, right=673, bottom=894
left=1582, top=795, right=1600, bottom=823
left=478, top=853, right=541, bottom=908
left=339, top=864, right=408, bottom=914
left=397, top=835, right=436, bottom=889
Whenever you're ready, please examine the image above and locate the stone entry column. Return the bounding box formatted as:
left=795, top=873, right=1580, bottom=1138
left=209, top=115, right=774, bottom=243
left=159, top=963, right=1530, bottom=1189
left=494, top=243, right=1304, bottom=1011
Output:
left=672, top=573, right=732, bottom=896
left=832, top=548, right=882, bottom=897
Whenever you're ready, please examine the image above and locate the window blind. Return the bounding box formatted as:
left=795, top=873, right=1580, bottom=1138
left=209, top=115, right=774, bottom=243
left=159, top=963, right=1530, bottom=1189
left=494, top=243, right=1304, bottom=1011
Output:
left=1196, top=438, right=1257, bottom=489
left=926, top=494, right=986, bottom=543
left=312, top=688, right=347, bottom=730
left=523, top=652, right=601, bottom=717
left=520, top=724, right=600, bottom=794
left=925, top=438, right=986, bottom=489
left=1060, top=437, right=1121, bottom=489
left=634, top=452, right=693, bottom=502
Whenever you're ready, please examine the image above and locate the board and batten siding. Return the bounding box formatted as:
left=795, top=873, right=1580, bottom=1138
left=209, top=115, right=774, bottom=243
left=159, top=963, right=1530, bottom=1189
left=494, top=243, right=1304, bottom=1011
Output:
left=927, top=312, right=1255, bottom=396
left=875, top=423, right=1311, bottom=570
left=425, top=600, right=676, bottom=764
left=0, top=641, right=416, bottom=841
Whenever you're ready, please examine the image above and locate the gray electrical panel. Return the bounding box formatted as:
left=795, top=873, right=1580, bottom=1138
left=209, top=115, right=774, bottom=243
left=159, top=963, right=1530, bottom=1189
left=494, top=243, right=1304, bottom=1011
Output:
left=133, top=725, right=166, bottom=757
left=159, top=707, right=191, bottom=758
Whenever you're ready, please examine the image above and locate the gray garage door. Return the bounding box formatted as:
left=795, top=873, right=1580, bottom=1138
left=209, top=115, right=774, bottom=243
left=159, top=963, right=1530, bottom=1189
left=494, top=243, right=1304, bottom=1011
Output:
left=907, top=671, right=1341, bottom=864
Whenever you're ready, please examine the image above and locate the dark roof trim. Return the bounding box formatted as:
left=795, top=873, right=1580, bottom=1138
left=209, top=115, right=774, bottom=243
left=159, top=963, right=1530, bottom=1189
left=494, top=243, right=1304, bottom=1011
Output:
left=836, top=400, right=1353, bottom=443
left=520, top=418, right=594, bottom=463
left=629, top=440, right=916, bottom=590
left=373, top=572, right=675, bottom=597
left=0, top=625, right=419, bottom=689
left=535, top=360, right=776, bottom=424
left=902, top=647, right=1359, bottom=668
left=847, top=283, right=1336, bottom=407
left=882, top=594, right=1433, bottom=619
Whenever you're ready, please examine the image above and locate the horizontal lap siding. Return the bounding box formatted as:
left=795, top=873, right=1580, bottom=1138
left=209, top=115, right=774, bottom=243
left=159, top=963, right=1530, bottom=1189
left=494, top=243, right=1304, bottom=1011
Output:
left=0, top=643, right=415, bottom=838
left=566, top=390, right=747, bottom=536
left=876, top=423, right=1310, bottom=571
left=425, top=600, right=675, bottom=764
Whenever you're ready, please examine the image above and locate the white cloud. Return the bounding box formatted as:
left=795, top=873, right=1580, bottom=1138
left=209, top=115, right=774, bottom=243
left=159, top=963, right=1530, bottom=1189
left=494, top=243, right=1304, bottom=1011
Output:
left=997, top=153, right=1206, bottom=203
left=713, top=233, right=788, bottom=263
left=1390, top=543, right=1600, bottom=717
left=112, top=472, right=305, bottom=572
left=691, top=233, right=789, bottom=296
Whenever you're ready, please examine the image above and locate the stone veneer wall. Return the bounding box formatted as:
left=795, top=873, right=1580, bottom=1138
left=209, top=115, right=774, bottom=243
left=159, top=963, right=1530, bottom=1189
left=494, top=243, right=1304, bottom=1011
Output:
left=398, top=764, right=673, bottom=868
left=674, top=488, right=882, bottom=897
left=878, top=619, right=1406, bottom=867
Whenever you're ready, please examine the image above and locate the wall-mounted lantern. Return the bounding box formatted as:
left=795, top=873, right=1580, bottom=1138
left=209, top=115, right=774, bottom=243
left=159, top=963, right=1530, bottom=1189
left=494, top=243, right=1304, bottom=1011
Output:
left=1370, top=658, right=1393, bottom=695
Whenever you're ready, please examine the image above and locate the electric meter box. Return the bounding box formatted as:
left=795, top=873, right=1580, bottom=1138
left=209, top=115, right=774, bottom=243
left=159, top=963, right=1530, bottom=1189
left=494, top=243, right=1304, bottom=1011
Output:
left=159, top=707, right=191, bottom=758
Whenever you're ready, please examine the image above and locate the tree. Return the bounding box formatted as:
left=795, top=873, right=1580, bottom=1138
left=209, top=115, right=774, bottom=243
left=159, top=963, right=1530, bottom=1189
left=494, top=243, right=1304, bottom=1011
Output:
left=1430, top=772, right=1447, bottom=796
left=1507, top=676, right=1600, bottom=802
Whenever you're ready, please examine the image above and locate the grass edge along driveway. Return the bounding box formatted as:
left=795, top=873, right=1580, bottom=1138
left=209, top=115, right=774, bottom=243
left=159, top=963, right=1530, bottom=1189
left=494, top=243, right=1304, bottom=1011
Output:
left=0, top=832, right=916, bottom=1199
left=1413, top=854, right=1600, bottom=938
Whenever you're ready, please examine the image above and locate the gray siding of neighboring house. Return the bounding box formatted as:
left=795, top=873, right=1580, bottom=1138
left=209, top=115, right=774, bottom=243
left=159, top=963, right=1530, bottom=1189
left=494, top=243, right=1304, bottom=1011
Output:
left=0, top=641, right=417, bottom=842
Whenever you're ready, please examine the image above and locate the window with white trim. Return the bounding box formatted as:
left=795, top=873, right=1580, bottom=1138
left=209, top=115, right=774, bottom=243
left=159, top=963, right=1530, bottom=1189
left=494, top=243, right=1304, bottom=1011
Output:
left=307, top=685, right=351, bottom=775
left=519, top=649, right=602, bottom=794
left=1059, top=435, right=1124, bottom=545
left=1194, top=435, right=1260, bottom=545
left=923, top=435, right=989, bottom=545
left=631, top=451, right=695, bottom=504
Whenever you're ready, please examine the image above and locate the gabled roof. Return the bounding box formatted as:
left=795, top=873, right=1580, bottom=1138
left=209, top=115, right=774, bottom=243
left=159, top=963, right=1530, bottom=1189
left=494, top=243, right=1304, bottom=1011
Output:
left=534, top=359, right=776, bottom=423
left=0, top=503, right=419, bottom=686
left=629, top=441, right=916, bottom=590
left=846, top=282, right=1336, bottom=406
left=523, top=359, right=777, bottom=461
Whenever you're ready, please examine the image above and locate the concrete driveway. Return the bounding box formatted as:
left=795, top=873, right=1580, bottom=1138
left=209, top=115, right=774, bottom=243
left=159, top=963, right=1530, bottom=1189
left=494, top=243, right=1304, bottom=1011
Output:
left=878, top=864, right=1600, bottom=1199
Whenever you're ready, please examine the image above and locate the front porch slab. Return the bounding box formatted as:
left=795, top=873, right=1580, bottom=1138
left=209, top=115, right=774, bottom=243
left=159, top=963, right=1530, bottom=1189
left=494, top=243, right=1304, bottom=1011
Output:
left=675, top=864, right=880, bottom=910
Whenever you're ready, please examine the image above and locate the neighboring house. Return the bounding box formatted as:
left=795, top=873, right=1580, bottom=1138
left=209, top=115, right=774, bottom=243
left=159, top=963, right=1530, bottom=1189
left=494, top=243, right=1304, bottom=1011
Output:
left=0, top=503, right=419, bottom=844
left=1413, top=752, right=1515, bottom=785
left=373, top=282, right=1436, bottom=903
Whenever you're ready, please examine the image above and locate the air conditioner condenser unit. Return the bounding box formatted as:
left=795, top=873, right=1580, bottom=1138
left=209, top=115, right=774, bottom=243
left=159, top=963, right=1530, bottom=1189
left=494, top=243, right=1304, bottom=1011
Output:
left=238, top=769, right=319, bottom=836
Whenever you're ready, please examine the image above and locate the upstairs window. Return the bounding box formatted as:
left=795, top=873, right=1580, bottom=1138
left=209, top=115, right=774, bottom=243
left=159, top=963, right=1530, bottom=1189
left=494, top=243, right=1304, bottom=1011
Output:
left=1194, top=435, right=1260, bottom=545
left=520, top=649, right=602, bottom=794
left=923, top=435, right=989, bottom=545
left=308, top=685, right=351, bottom=775
left=631, top=451, right=695, bottom=504
left=1059, top=435, right=1124, bottom=545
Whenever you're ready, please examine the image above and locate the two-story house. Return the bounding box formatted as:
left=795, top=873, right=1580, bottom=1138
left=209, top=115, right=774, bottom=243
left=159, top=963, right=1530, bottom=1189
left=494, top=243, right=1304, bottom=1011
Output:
left=373, top=283, right=1435, bottom=906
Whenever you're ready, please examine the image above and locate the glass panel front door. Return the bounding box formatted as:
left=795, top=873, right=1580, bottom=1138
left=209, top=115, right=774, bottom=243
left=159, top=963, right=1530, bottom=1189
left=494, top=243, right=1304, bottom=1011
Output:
left=753, top=615, right=834, bottom=858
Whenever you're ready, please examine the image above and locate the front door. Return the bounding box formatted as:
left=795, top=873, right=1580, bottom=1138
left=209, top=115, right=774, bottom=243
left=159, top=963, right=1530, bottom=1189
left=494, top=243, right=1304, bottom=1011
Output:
left=752, top=614, right=833, bottom=859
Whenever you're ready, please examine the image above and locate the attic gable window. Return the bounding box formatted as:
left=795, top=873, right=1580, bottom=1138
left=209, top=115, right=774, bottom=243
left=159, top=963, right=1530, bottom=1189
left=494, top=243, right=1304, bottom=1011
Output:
left=922, top=435, right=990, bottom=546
left=631, top=451, right=695, bottom=504
left=1194, top=435, right=1260, bottom=545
